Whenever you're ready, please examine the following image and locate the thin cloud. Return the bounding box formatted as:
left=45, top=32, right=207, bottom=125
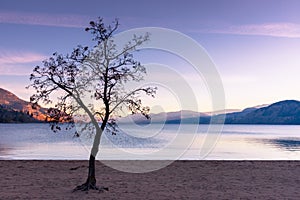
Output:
left=0, top=51, right=47, bottom=75
left=192, top=23, right=300, bottom=38
left=0, top=52, right=46, bottom=64
left=0, top=11, right=92, bottom=28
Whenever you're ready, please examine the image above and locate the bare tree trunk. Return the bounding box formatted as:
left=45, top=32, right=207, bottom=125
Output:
left=86, top=126, right=103, bottom=186
left=74, top=124, right=107, bottom=191
left=86, top=154, right=96, bottom=185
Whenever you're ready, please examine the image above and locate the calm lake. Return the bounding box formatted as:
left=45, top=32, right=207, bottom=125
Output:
left=0, top=123, right=299, bottom=160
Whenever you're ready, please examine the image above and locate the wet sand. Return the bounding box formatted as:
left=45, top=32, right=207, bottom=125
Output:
left=0, top=160, right=299, bottom=199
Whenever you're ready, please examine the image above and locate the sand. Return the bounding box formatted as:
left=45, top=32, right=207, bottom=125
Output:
left=0, top=160, right=299, bottom=199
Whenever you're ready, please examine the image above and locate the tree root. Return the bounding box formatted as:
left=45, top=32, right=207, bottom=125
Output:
left=73, top=181, right=108, bottom=193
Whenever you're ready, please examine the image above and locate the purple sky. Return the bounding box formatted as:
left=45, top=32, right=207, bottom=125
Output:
left=1, top=0, right=300, bottom=111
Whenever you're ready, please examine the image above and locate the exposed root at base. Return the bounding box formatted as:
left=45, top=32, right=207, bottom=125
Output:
left=73, top=182, right=109, bottom=193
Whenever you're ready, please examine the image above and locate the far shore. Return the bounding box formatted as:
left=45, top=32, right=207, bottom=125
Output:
left=0, top=160, right=299, bottom=199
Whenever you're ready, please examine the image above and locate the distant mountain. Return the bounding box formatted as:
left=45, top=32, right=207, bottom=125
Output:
left=224, top=100, right=300, bottom=124
left=203, top=109, right=241, bottom=115
left=0, top=88, right=47, bottom=122
left=2, top=87, right=300, bottom=124
left=118, top=110, right=208, bottom=124
left=118, top=100, right=300, bottom=125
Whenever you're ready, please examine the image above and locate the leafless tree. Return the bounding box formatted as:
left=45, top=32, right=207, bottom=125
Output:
left=28, top=18, right=156, bottom=191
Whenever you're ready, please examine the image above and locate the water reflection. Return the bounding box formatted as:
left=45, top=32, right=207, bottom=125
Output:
left=264, top=138, right=300, bottom=151
left=1, top=124, right=300, bottom=159
left=0, top=143, right=13, bottom=159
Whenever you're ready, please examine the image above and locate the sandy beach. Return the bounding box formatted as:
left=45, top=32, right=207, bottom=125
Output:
left=0, top=160, right=299, bottom=199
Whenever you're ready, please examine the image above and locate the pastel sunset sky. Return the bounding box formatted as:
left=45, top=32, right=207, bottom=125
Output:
left=1, top=0, right=300, bottom=112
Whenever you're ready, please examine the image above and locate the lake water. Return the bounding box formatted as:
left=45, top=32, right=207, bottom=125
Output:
left=0, top=123, right=299, bottom=160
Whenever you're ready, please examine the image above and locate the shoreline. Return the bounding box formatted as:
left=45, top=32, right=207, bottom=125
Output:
left=0, top=160, right=299, bottom=199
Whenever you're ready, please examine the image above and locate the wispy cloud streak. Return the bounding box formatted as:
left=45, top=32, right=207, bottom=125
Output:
left=193, top=23, right=300, bottom=38
left=0, top=11, right=92, bottom=28
left=0, top=52, right=46, bottom=64
left=0, top=51, right=46, bottom=75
